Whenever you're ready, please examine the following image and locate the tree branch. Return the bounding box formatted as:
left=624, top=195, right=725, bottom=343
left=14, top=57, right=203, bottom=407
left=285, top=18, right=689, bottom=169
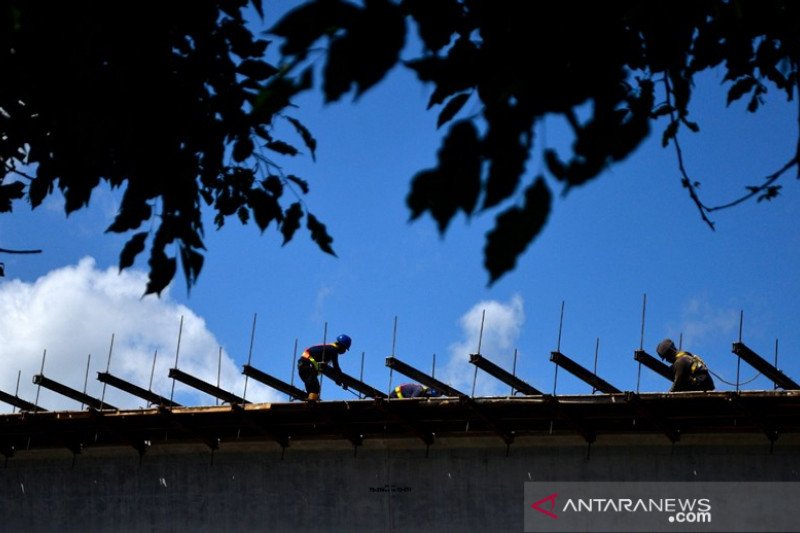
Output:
left=0, top=247, right=42, bottom=254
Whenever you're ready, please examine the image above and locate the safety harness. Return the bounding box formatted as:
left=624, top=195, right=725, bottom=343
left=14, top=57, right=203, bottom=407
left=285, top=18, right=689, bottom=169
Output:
left=301, top=351, right=321, bottom=373
left=675, top=351, right=707, bottom=374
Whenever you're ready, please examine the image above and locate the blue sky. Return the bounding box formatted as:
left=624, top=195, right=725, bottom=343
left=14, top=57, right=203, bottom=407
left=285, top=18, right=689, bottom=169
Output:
left=0, top=2, right=799, bottom=409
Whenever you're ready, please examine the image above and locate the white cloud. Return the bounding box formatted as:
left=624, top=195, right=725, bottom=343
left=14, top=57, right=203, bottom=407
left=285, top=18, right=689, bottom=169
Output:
left=442, top=295, right=525, bottom=396
left=0, top=257, right=278, bottom=412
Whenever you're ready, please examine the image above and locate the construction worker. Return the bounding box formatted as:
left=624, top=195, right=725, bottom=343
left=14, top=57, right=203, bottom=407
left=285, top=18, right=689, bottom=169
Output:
left=389, top=383, right=441, bottom=398
left=298, top=334, right=351, bottom=401
left=656, top=338, right=715, bottom=392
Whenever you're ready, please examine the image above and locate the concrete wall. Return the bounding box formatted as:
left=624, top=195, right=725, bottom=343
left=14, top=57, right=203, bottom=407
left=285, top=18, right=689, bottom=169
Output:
left=0, top=433, right=798, bottom=532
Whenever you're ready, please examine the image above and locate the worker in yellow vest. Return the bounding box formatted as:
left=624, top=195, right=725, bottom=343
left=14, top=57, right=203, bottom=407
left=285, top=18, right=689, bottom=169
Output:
left=298, top=334, right=351, bottom=401
left=656, top=338, right=715, bottom=392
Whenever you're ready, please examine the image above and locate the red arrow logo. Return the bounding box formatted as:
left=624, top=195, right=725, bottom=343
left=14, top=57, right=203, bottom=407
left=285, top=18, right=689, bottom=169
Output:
left=531, top=492, right=558, bottom=519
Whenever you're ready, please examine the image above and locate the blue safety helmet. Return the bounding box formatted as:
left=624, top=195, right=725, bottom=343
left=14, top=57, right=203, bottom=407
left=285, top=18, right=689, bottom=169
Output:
left=426, top=388, right=442, bottom=397
left=335, top=334, right=352, bottom=351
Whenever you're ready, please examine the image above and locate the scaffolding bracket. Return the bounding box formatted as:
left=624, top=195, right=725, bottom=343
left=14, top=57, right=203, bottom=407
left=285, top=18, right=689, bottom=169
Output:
left=168, top=368, right=249, bottom=405
left=731, top=342, right=800, bottom=390
left=633, top=350, right=673, bottom=381
left=468, top=354, right=543, bottom=395
left=97, top=372, right=180, bottom=407
left=32, top=374, right=116, bottom=411
left=0, top=389, right=46, bottom=412
left=242, top=364, right=307, bottom=401
left=318, top=366, right=388, bottom=399
left=385, top=356, right=466, bottom=398
left=549, top=352, right=621, bottom=394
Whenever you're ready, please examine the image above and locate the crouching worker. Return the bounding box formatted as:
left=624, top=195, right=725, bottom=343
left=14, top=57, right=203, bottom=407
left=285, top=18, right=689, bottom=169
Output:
left=389, top=383, right=441, bottom=398
left=298, top=334, right=351, bottom=401
left=656, top=338, right=715, bottom=392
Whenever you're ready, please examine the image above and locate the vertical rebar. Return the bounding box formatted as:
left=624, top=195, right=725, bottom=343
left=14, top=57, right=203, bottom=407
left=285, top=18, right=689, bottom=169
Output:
left=101, top=333, right=114, bottom=408
left=472, top=310, right=486, bottom=397
left=736, top=311, right=743, bottom=392
left=639, top=294, right=647, bottom=350
left=592, top=338, right=599, bottom=394
left=148, top=350, right=158, bottom=392
left=319, top=322, right=328, bottom=396
left=147, top=349, right=158, bottom=407
left=290, top=338, right=298, bottom=391
left=242, top=313, right=257, bottom=403
left=431, top=353, right=437, bottom=379
left=82, top=353, right=91, bottom=410
left=774, top=338, right=779, bottom=391
left=170, top=316, right=184, bottom=404
left=553, top=301, right=565, bottom=395
left=216, top=346, right=222, bottom=406
left=391, top=316, right=398, bottom=356
left=510, top=349, right=518, bottom=396
left=636, top=294, right=646, bottom=392
left=388, top=317, right=398, bottom=394
left=13, top=370, right=21, bottom=414
left=359, top=351, right=365, bottom=399
left=557, top=301, right=565, bottom=352
left=34, top=349, right=46, bottom=411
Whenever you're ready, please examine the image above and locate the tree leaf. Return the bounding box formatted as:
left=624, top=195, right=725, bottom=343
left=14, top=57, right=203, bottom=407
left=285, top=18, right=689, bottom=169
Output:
left=119, top=232, right=148, bottom=272
left=285, top=116, right=317, bottom=160
left=145, top=252, right=177, bottom=296
left=484, top=178, right=552, bottom=284
left=281, top=202, right=303, bottom=244
left=727, top=76, right=757, bottom=106
left=286, top=174, right=310, bottom=194
left=265, top=140, right=299, bottom=156
left=323, top=0, right=405, bottom=102
left=307, top=213, right=337, bottom=256
left=237, top=59, right=279, bottom=81
left=248, top=189, right=283, bottom=232
left=406, top=120, right=481, bottom=232
left=179, top=245, right=205, bottom=290
left=437, top=92, right=470, bottom=129
left=270, top=0, right=359, bottom=57
left=402, top=0, right=462, bottom=52
left=0, top=181, right=25, bottom=212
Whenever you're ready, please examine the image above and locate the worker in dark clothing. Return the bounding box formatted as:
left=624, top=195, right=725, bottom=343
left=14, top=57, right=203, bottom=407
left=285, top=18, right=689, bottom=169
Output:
left=656, top=338, right=715, bottom=392
left=388, top=383, right=441, bottom=398
left=298, top=334, right=351, bottom=401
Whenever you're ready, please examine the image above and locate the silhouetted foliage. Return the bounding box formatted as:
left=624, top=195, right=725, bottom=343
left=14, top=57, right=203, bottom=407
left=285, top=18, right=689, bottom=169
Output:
left=0, top=0, right=333, bottom=294
left=271, top=0, right=800, bottom=283
left=1, top=1, right=798, bottom=290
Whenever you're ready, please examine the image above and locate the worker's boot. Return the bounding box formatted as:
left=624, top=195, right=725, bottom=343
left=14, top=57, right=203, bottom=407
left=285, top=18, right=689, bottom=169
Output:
left=307, top=392, right=319, bottom=402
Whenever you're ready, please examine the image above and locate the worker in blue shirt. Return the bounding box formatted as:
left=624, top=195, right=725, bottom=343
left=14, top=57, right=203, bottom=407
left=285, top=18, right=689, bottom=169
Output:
left=298, top=334, right=351, bottom=401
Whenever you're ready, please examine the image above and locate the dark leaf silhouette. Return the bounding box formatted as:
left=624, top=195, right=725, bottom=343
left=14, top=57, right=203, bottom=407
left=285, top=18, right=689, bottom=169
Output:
left=437, top=92, right=471, bottom=129
left=285, top=116, right=318, bottom=160
left=484, top=178, right=552, bottom=284
left=323, top=0, right=406, bottom=102
left=281, top=202, right=304, bottom=245
left=307, top=213, right=337, bottom=256
left=407, top=120, right=481, bottom=233
left=119, top=232, right=148, bottom=272
left=287, top=175, right=310, bottom=194
left=266, top=140, right=299, bottom=156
